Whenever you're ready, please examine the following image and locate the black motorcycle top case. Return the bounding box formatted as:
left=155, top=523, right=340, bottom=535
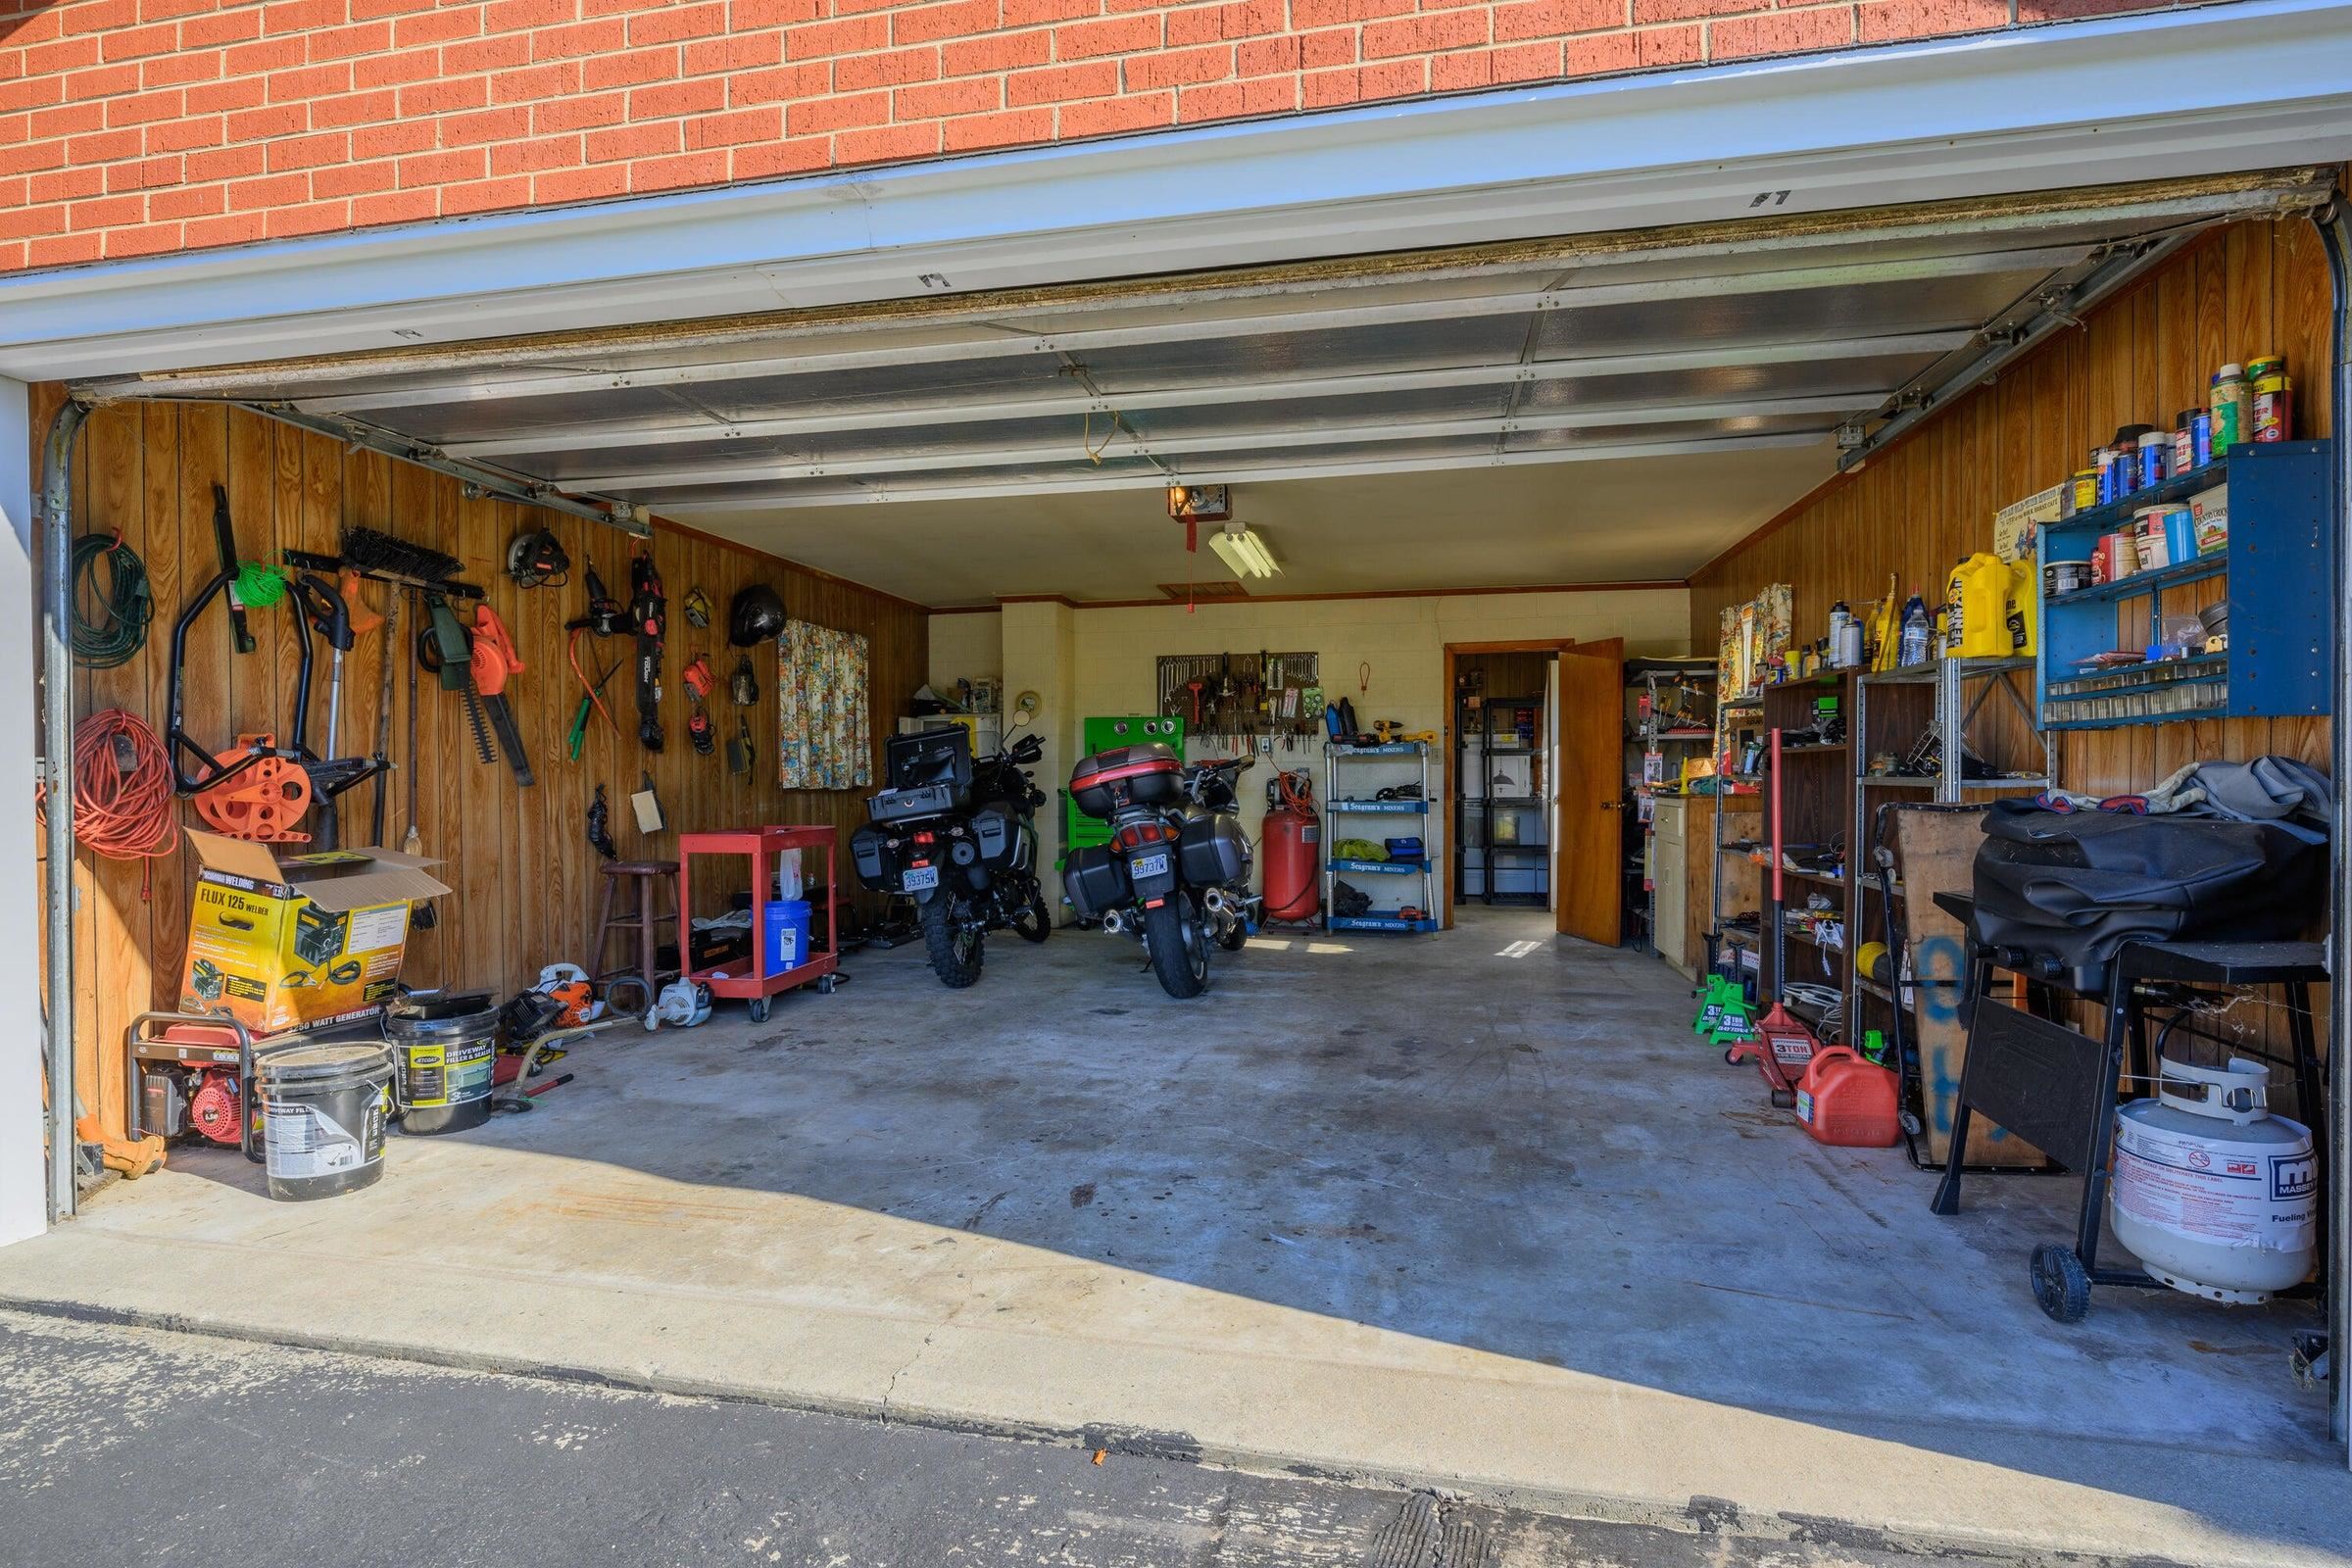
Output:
left=1069, top=744, right=1183, bottom=818
left=887, top=726, right=974, bottom=798
left=1179, top=811, right=1250, bottom=887
left=1061, top=844, right=1130, bottom=920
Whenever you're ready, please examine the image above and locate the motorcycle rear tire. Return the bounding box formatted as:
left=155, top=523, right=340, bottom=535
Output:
left=1214, top=916, right=1247, bottom=953
left=1010, top=876, right=1052, bottom=944
left=1142, top=898, right=1208, bottom=1000
left=921, top=896, right=985, bottom=988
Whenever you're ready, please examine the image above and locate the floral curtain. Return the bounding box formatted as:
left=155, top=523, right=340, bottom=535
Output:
left=776, top=619, right=870, bottom=790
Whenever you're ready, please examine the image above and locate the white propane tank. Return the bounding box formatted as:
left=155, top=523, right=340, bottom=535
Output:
left=2108, top=1056, right=2317, bottom=1303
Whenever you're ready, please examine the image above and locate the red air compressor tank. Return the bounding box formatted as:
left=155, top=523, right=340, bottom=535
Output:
left=1261, top=771, right=1321, bottom=924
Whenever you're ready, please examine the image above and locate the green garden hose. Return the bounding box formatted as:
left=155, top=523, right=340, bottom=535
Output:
left=69, top=532, right=153, bottom=669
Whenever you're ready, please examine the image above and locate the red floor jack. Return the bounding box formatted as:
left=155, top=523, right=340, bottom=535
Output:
left=1730, top=725, right=1824, bottom=1108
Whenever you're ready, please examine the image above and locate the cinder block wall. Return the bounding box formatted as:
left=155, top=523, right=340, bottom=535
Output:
left=4, top=0, right=2190, bottom=270
left=929, top=586, right=1688, bottom=906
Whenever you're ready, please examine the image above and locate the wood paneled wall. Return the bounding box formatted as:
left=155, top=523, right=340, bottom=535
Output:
left=1690, top=218, right=2335, bottom=797
left=35, top=391, right=927, bottom=1139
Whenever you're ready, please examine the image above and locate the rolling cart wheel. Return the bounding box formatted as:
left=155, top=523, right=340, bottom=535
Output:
left=815, top=973, right=838, bottom=994
left=1898, top=1109, right=1923, bottom=1136
left=1723, top=1046, right=1741, bottom=1066
left=2030, top=1243, right=2090, bottom=1324
left=1770, top=1088, right=1795, bottom=1110
left=749, top=998, right=771, bottom=1024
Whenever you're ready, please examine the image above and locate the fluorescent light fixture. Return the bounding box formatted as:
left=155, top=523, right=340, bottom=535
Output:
left=1209, top=521, right=1280, bottom=579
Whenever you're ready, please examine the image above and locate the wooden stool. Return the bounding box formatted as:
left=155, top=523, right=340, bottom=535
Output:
left=594, top=860, right=680, bottom=1012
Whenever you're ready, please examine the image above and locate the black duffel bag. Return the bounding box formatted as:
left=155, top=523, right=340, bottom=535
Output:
left=1970, top=801, right=2327, bottom=991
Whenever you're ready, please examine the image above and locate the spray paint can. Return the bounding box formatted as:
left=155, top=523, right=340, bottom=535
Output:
left=1827, top=602, right=1860, bottom=668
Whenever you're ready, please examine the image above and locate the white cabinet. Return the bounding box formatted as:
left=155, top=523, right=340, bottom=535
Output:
left=1652, top=797, right=1691, bottom=977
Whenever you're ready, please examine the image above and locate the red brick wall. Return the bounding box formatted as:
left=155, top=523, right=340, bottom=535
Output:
left=1, top=0, right=2194, bottom=273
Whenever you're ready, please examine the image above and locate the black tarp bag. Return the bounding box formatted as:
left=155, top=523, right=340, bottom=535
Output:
left=1970, top=800, right=2327, bottom=990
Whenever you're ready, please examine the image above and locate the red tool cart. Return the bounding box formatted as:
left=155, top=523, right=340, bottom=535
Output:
left=676, top=824, right=840, bottom=1021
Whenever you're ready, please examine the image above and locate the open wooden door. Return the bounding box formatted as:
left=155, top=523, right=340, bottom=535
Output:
left=1554, top=639, right=1624, bottom=944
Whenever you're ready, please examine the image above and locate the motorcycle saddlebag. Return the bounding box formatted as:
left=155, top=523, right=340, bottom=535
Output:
left=1179, top=812, right=1250, bottom=888
left=849, top=822, right=895, bottom=890
left=971, top=804, right=1031, bottom=871
left=1971, top=800, right=2327, bottom=990
left=1061, top=844, right=1130, bottom=920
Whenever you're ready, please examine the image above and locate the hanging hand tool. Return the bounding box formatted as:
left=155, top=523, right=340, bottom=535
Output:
left=418, top=592, right=496, bottom=765
left=566, top=643, right=621, bottom=761
left=294, top=573, right=354, bottom=761
left=726, top=715, right=754, bottom=776
left=468, top=602, right=535, bottom=787
left=629, top=552, right=665, bottom=754
left=211, top=483, right=255, bottom=656
left=359, top=575, right=396, bottom=845
left=405, top=588, right=434, bottom=926
left=681, top=655, right=715, bottom=758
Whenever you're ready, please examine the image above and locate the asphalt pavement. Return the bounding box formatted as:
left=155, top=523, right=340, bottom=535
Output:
left=0, top=1306, right=2127, bottom=1566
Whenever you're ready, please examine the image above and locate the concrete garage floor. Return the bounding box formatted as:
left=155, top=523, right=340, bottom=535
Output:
left=5, top=907, right=2347, bottom=1564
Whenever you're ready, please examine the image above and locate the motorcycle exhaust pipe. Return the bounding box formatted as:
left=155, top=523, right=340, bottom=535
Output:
left=1202, top=887, right=1230, bottom=915
left=1101, top=907, right=1127, bottom=936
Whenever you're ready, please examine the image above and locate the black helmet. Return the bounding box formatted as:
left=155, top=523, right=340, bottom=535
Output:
left=728, top=584, right=786, bottom=646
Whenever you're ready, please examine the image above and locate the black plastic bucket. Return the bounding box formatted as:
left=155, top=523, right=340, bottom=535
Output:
left=384, top=996, right=500, bottom=1136
left=254, top=1041, right=393, bottom=1201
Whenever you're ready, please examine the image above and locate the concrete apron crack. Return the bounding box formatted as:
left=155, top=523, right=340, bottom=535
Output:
left=879, top=1330, right=936, bottom=1422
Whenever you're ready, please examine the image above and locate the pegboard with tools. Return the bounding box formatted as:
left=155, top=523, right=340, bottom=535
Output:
left=1156, top=652, right=1322, bottom=752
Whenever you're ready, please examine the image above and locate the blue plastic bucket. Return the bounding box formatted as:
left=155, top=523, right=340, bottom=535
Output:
left=762, top=900, right=811, bottom=973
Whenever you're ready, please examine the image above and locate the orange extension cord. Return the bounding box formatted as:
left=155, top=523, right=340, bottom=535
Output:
left=35, top=708, right=176, bottom=899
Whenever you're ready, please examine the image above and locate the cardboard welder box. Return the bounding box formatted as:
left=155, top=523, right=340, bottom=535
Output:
left=178, top=830, right=452, bottom=1035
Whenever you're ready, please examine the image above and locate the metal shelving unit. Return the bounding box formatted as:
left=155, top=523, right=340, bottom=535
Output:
left=1325, top=741, right=1437, bottom=933
left=1849, top=653, right=2056, bottom=1035
left=1629, top=658, right=1717, bottom=954
left=1456, top=693, right=1547, bottom=907
left=2035, top=442, right=2332, bottom=730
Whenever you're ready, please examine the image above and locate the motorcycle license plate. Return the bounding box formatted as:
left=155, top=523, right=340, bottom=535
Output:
left=1129, top=853, right=1170, bottom=879
left=903, top=865, right=940, bottom=892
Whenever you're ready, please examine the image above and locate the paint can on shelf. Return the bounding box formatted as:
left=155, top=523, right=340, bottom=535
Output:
left=2135, top=430, right=2168, bottom=490
left=255, top=1040, right=393, bottom=1201
left=2045, top=560, right=2092, bottom=598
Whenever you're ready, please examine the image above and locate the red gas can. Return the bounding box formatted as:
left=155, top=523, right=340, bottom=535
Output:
left=1794, top=1047, right=1900, bottom=1148
left=1261, top=771, right=1321, bottom=924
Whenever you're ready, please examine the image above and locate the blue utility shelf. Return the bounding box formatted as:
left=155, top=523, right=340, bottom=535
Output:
left=1328, top=799, right=1430, bottom=813
left=1327, top=857, right=1428, bottom=875
left=1330, top=912, right=1442, bottom=933
left=2035, top=442, right=2333, bottom=731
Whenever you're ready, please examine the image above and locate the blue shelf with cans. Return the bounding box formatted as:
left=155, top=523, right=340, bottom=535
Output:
left=2034, top=441, right=2333, bottom=732
left=1324, top=740, right=1436, bottom=934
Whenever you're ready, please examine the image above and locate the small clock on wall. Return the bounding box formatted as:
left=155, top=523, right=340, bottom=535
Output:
left=1166, top=484, right=1231, bottom=523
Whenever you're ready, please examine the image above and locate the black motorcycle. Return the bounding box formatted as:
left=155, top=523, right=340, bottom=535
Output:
left=851, top=720, right=1050, bottom=988
left=1060, top=743, right=1260, bottom=999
